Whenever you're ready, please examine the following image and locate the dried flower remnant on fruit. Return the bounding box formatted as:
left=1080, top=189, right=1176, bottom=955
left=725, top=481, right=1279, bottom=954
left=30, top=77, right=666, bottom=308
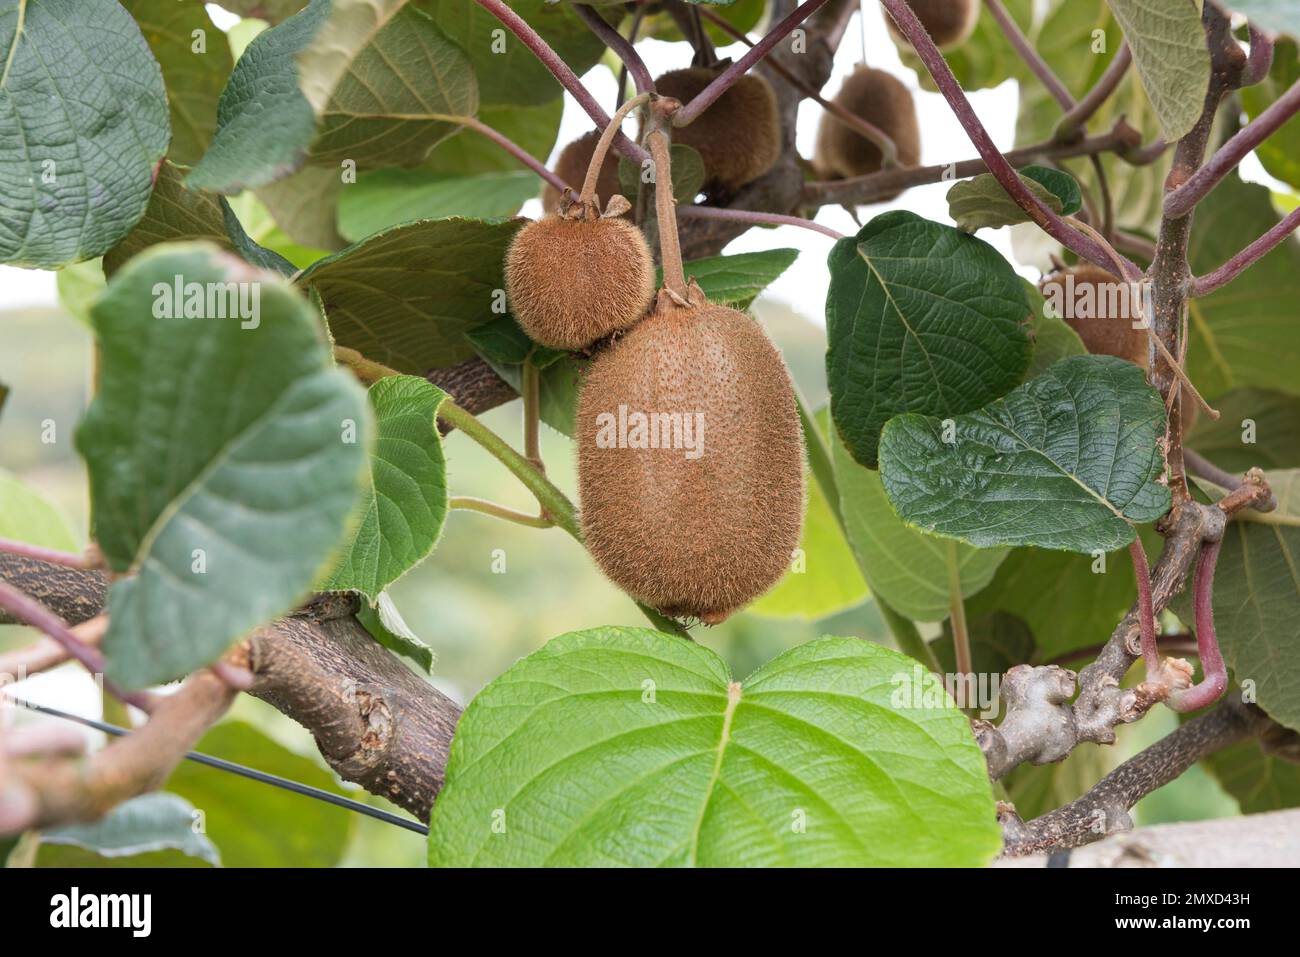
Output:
left=1039, top=264, right=1150, bottom=369
left=504, top=195, right=655, bottom=352
left=577, top=282, right=805, bottom=624
left=542, top=131, right=625, bottom=216
left=814, top=66, right=921, bottom=186
left=654, top=67, right=782, bottom=191
left=887, top=0, right=980, bottom=51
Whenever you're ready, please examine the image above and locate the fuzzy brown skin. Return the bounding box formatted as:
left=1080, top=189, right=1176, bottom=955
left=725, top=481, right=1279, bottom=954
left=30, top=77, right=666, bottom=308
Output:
left=577, top=289, right=805, bottom=623
left=542, top=131, right=623, bottom=213
left=887, top=0, right=980, bottom=51
left=505, top=215, right=655, bottom=351
left=813, top=66, right=921, bottom=184
left=653, top=68, right=782, bottom=191
left=1039, top=264, right=1150, bottom=369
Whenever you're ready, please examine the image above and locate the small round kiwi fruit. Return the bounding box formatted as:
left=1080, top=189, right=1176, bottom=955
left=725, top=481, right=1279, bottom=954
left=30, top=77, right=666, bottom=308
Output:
left=1039, top=264, right=1149, bottom=368
left=887, top=0, right=980, bottom=51
left=542, top=131, right=623, bottom=213
left=577, top=282, right=805, bottom=623
left=813, top=66, right=921, bottom=183
left=505, top=201, right=655, bottom=352
left=653, top=67, right=782, bottom=191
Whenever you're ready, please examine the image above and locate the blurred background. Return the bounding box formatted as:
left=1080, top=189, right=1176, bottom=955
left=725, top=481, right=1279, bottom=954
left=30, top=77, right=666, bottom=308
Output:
left=0, top=2, right=1249, bottom=866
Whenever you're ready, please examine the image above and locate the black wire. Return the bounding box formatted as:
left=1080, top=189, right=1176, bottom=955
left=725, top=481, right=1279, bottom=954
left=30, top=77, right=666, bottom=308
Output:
left=4, top=696, right=430, bottom=836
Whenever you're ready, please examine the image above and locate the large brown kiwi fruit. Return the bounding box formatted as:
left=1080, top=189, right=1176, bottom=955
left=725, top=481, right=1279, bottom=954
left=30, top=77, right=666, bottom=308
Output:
left=1039, top=264, right=1149, bottom=369
left=887, top=0, right=980, bottom=51
left=577, top=283, right=805, bottom=623
left=505, top=203, right=655, bottom=351
left=542, top=131, right=623, bottom=213
left=653, top=67, right=782, bottom=191
left=813, top=66, right=921, bottom=182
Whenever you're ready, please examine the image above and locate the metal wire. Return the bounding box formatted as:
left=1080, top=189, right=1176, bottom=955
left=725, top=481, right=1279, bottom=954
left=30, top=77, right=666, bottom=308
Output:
left=3, top=695, right=430, bottom=836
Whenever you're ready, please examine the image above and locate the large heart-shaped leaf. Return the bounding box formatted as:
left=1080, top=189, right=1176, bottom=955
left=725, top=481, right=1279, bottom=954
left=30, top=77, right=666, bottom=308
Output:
left=337, top=170, right=537, bottom=241
left=1105, top=0, right=1211, bottom=140
left=121, top=0, right=232, bottom=167
left=297, top=217, right=523, bottom=373
left=1202, top=737, right=1300, bottom=813
left=879, top=355, right=1171, bottom=553
left=0, top=0, right=170, bottom=268
left=1187, top=177, right=1300, bottom=399
left=428, top=627, right=1000, bottom=867
left=826, top=211, right=1032, bottom=467
left=76, top=242, right=368, bottom=688
left=320, top=375, right=449, bottom=601
left=834, top=431, right=1007, bottom=622
left=1185, top=387, right=1300, bottom=472
left=664, top=249, right=800, bottom=310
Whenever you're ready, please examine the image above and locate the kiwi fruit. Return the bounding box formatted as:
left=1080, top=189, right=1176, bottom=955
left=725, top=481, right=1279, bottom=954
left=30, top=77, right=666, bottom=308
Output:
left=813, top=66, right=921, bottom=182
left=1039, top=264, right=1149, bottom=369
left=505, top=201, right=655, bottom=351
left=653, top=67, right=782, bottom=191
left=577, top=282, right=805, bottom=623
left=542, top=131, right=623, bottom=214
left=887, top=0, right=980, bottom=51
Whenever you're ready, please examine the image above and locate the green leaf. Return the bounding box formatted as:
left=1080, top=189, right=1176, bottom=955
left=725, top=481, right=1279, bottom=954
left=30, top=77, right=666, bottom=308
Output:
left=56, top=259, right=107, bottom=326
left=337, top=170, right=537, bottom=242
left=35, top=793, right=219, bottom=867
left=1202, top=737, right=1300, bottom=812
left=121, top=0, right=233, bottom=167
left=225, top=188, right=333, bottom=270
left=166, top=721, right=354, bottom=867
left=752, top=411, right=869, bottom=620
left=661, top=249, right=800, bottom=310
left=356, top=591, right=435, bottom=673
left=880, top=355, right=1171, bottom=553
left=465, top=315, right=566, bottom=369
left=428, top=627, right=1000, bottom=867
left=420, top=0, right=610, bottom=107
left=1185, top=388, right=1300, bottom=471
left=1024, top=279, right=1087, bottom=378
left=826, top=211, right=1032, bottom=467
left=104, top=161, right=232, bottom=276
left=946, top=167, right=1080, bottom=232
left=76, top=242, right=369, bottom=688
left=1186, top=177, right=1300, bottom=398
left=296, top=0, right=476, bottom=166
left=296, top=217, right=523, bottom=373
left=320, top=375, right=449, bottom=601
left=0, top=0, right=170, bottom=268
left=1003, top=743, right=1117, bottom=820
left=425, top=100, right=563, bottom=176
left=1242, top=39, right=1300, bottom=190
left=1105, top=0, right=1211, bottom=140
left=648, top=0, right=764, bottom=45
left=255, top=166, right=346, bottom=251
left=0, top=467, right=79, bottom=551
left=1175, top=470, right=1300, bottom=731
left=933, top=611, right=1035, bottom=679
left=894, top=0, right=1035, bottom=92
left=1229, top=1, right=1300, bottom=38
left=618, top=143, right=706, bottom=207
left=186, top=0, right=327, bottom=193
left=834, top=431, right=1007, bottom=621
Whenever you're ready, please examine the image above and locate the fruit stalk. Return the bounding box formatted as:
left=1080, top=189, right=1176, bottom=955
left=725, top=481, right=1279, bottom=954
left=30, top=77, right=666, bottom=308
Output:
left=646, top=124, right=688, bottom=297
left=579, top=92, right=649, bottom=207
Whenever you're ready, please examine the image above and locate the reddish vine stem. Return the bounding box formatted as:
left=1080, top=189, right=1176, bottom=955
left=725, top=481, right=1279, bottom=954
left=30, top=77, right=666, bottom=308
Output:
left=0, top=537, right=91, bottom=570
left=877, top=0, right=1137, bottom=276
left=0, top=582, right=151, bottom=712
left=1054, top=43, right=1131, bottom=142
left=677, top=204, right=845, bottom=240
left=1164, top=75, right=1300, bottom=218
left=1191, top=204, right=1300, bottom=296
left=454, top=115, right=569, bottom=194
left=573, top=4, right=653, bottom=95
left=1168, top=539, right=1228, bottom=713
left=1129, top=537, right=1160, bottom=673
left=1242, top=23, right=1275, bottom=88
left=983, top=0, right=1074, bottom=110
left=673, top=0, right=832, bottom=127
left=472, top=0, right=648, bottom=163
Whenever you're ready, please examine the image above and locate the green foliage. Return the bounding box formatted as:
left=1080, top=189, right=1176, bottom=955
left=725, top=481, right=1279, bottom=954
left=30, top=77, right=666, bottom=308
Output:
left=0, top=0, right=170, bottom=268
left=1105, top=0, right=1210, bottom=139
left=1242, top=39, right=1300, bottom=191
left=1202, top=736, right=1300, bottom=813
left=618, top=143, right=706, bottom=207
left=34, top=794, right=219, bottom=868
left=826, top=212, right=1031, bottom=468
left=0, top=468, right=79, bottom=551
left=1229, top=1, right=1300, bottom=39
left=428, top=628, right=1000, bottom=867
left=77, top=243, right=368, bottom=688
left=667, top=249, right=800, bottom=309
left=893, top=0, right=1034, bottom=92
left=321, top=376, right=450, bottom=601
left=338, top=170, right=538, bottom=241
left=880, top=356, right=1171, bottom=553
left=1185, top=388, right=1300, bottom=471
left=946, top=167, right=1081, bottom=232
